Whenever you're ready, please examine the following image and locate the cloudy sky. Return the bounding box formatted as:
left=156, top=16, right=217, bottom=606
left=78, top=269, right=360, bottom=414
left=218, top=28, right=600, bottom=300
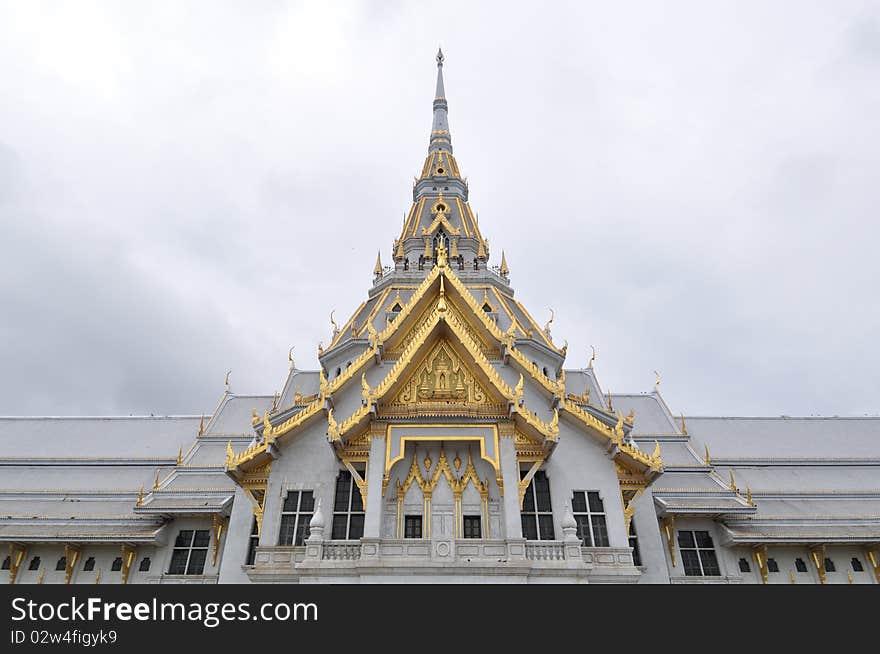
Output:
left=1, top=1, right=878, bottom=418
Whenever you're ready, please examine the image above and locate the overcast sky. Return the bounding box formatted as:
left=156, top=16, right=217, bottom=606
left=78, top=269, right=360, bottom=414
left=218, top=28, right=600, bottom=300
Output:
left=1, top=1, right=878, bottom=418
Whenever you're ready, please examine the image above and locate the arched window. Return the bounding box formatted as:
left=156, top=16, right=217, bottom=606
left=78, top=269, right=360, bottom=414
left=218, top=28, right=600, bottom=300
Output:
left=335, top=367, right=341, bottom=378
left=473, top=258, right=479, bottom=271
left=139, top=557, right=151, bottom=572
left=403, top=258, right=409, bottom=271
left=55, top=557, right=66, bottom=571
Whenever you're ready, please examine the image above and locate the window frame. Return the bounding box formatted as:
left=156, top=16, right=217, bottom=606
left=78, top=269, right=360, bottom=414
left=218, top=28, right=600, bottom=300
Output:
left=677, top=529, right=721, bottom=577
left=520, top=469, right=555, bottom=541
left=331, top=469, right=365, bottom=541
left=462, top=515, right=482, bottom=539
left=278, top=490, right=314, bottom=547
left=245, top=518, right=259, bottom=565
left=628, top=521, right=642, bottom=567
left=571, top=490, right=609, bottom=547
left=167, top=529, right=210, bottom=575
left=404, top=515, right=423, bottom=539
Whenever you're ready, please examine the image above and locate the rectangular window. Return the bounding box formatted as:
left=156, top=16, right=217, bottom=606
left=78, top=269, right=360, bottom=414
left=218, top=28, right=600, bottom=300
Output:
left=167, top=529, right=210, bottom=575
left=404, top=515, right=422, bottom=539
left=677, top=530, right=721, bottom=577
left=463, top=515, right=482, bottom=539
left=245, top=518, right=259, bottom=565
left=628, top=521, right=642, bottom=567
left=521, top=470, right=555, bottom=540
left=571, top=490, right=609, bottom=546
left=278, top=490, right=314, bottom=546
left=331, top=470, right=365, bottom=540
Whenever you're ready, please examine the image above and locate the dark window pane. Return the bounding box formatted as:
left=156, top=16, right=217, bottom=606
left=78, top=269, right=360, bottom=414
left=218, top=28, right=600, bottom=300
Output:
left=82, top=557, right=95, bottom=571
left=587, top=491, right=604, bottom=513
left=278, top=514, right=297, bottom=545
left=283, top=491, right=300, bottom=512
left=630, top=536, right=642, bottom=567
left=295, top=515, right=312, bottom=546
left=795, top=558, right=807, bottom=572
left=538, top=514, right=555, bottom=540
left=463, top=515, right=481, bottom=539
left=694, top=530, right=714, bottom=548
left=571, top=491, right=587, bottom=513
left=28, top=557, right=40, bottom=571
left=767, top=558, right=779, bottom=573
left=521, top=515, right=538, bottom=540
left=591, top=515, right=609, bottom=547
left=299, top=491, right=314, bottom=512
left=681, top=549, right=702, bottom=576
left=575, top=515, right=591, bottom=545
left=404, top=516, right=422, bottom=539
left=852, top=558, right=864, bottom=572
left=738, top=558, right=751, bottom=573
left=348, top=514, right=365, bottom=540
left=522, top=481, right=535, bottom=513
left=350, top=486, right=364, bottom=512
left=193, top=530, right=210, bottom=548
left=699, top=549, right=720, bottom=576
left=111, top=557, right=123, bottom=572
left=331, top=514, right=348, bottom=540
left=334, top=473, right=351, bottom=511
left=246, top=535, right=259, bottom=566
left=1, top=557, right=8, bottom=570
left=824, top=558, right=835, bottom=572
left=534, top=473, right=552, bottom=512
left=186, top=548, right=207, bottom=575
left=168, top=550, right=188, bottom=575
left=56, top=557, right=66, bottom=571
left=677, top=530, right=696, bottom=549
left=174, top=530, right=194, bottom=548
left=139, top=557, right=151, bottom=572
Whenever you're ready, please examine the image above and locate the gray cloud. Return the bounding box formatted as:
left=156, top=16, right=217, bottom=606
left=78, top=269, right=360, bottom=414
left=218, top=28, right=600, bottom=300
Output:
left=0, top=1, right=878, bottom=417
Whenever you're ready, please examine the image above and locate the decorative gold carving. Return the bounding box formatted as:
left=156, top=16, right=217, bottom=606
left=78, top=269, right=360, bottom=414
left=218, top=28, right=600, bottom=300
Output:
left=753, top=544, right=769, bottom=584
left=660, top=515, right=676, bottom=567
left=680, top=413, right=688, bottom=436
left=386, top=339, right=495, bottom=412
left=63, top=544, right=80, bottom=585
left=499, top=250, right=509, bottom=277
left=240, top=462, right=271, bottom=535
left=704, top=444, right=711, bottom=465
left=865, top=547, right=880, bottom=584
left=8, top=543, right=27, bottom=585
left=543, top=308, right=554, bottom=339
left=589, top=345, right=596, bottom=369
left=809, top=545, right=827, bottom=585
left=198, top=414, right=205, bottom=436
left=211, top=514, right=227, bottom=568
left=120, top=544, right=136, bottom=585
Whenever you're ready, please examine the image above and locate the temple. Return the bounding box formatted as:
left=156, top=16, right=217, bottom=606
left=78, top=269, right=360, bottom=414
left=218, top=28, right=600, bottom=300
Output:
left=1, top=51, right=878, bottom=585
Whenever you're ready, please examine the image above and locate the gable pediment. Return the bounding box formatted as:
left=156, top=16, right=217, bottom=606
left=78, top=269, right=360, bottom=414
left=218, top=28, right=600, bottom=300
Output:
left=380, top=337, right=507, bottom=418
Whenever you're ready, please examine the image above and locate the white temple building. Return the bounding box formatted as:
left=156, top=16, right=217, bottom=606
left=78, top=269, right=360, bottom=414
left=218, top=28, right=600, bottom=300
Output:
left=1, top=51, right=878, bottom=585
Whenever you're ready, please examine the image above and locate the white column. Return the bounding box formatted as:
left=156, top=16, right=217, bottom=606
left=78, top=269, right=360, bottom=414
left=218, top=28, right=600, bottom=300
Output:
left=363, top=433, right=387, bottom=538
left=499, top=434, right=522, bottom=539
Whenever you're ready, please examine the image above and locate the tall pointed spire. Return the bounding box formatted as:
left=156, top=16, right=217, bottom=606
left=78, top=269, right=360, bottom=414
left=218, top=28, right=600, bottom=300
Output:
left=429, top=47, right=452, bottom=153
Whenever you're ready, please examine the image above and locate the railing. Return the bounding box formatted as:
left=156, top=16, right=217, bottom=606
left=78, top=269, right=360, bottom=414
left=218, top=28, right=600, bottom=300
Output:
left=525, top=541, right=565, bottom=561
left=322, top=541, right=362, bottom=561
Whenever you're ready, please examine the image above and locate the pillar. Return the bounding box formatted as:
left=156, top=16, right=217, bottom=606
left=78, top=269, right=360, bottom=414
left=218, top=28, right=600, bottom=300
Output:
left=363, top=431, right=387, bottom=538
left=499, top=434, right=522, bottom=539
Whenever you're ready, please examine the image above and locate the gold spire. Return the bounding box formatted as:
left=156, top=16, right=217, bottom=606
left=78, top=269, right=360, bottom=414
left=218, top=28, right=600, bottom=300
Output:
left=652, top=440, right=661, bottom=459
left=373, top=251, right=383, bottom=277
left=499, top=250, right=509, bottom=276
left=746, top=485, right=754, bottom=506
left=225, top=440, right=234, bottom=463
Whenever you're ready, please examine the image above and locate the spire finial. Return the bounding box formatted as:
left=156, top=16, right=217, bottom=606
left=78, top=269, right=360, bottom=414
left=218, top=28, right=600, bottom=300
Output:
left=374, top=250, right=383, bottom=278
left=430, top=49, right=451, bottom=152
